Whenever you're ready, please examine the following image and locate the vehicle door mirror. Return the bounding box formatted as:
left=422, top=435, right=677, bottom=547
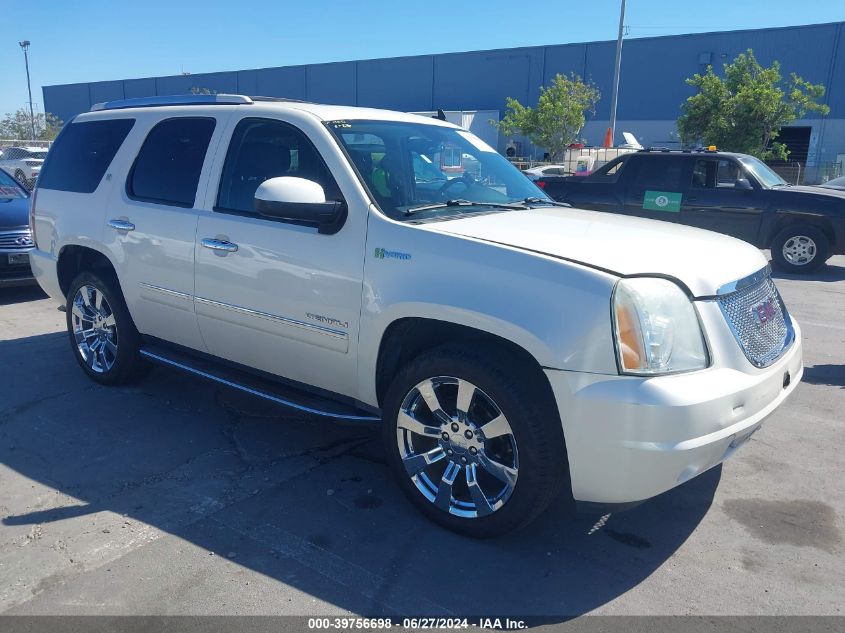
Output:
left=734, top=177, right=753, bottom=190
left=254, top=177, right=346, bottom=234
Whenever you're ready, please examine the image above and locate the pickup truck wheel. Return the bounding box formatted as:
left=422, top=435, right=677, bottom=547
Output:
left=66, top=271, right=146, bottom=385
left=771, top=225, right=829, bottom=274
left=383, top=346, right=568, bottom=538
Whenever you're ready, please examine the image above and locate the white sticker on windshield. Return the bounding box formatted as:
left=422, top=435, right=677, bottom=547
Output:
left=456, top=130, right=497, bottom=154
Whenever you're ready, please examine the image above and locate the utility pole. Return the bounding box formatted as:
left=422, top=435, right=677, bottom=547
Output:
left=19, top=40, right=36, bottom=141
left=608, top=0, right=626, bottom=146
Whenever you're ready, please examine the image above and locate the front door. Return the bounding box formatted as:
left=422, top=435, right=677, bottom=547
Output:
left=193, top=115, right=366, bottom=398
left=682, top=157, right=765, bottom=244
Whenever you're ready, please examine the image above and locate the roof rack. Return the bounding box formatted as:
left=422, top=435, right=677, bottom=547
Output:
left=638, top=147, right=722, bottom=154
left=250, top=95, right=312, bottom=104
left=90, top=94, right=254, bottom=112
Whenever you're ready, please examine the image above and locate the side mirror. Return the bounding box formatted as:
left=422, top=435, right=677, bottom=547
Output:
left=254, top=177, right=346, bottom=234
left=734, top=178, right=753, bottom=190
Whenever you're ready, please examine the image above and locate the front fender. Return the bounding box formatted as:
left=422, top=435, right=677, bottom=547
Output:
left=357, top=214, right=620, bottom=405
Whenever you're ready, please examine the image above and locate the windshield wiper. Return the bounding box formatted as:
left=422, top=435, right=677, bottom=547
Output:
left=522, top=196, right=570, bottom=207
left=404, top=199, right=529, bottom=216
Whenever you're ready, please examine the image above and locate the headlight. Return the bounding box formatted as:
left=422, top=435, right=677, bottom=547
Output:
left=612, top=277, right=709, bottom=375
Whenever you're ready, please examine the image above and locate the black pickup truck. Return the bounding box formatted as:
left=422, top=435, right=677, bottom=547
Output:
left=538, top=149, right=845, bottom=273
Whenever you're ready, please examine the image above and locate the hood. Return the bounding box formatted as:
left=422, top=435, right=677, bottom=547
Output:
left=778, top=184, right=845, bottom=200
left=0, top=194, right=31, bottom=231
left=421, top=206, right=767, bottom=297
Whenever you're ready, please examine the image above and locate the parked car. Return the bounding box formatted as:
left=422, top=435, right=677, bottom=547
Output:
left=0, top=168, right=36, bottom=286
left=523, top=164, right=570, bottom=181
left=30, top=95, right=801, bottom=537
left=538, top=149, right=845, bottom=273
left=819, top=175, right=845, bottom=191
left=0, top=146, right=49, bottom=189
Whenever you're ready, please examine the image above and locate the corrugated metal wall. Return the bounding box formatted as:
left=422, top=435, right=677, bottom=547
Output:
left=42, top=21, right=845, bottom=171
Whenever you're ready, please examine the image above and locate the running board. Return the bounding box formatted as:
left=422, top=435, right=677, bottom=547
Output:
left=139, top=347, right=380, bottom=422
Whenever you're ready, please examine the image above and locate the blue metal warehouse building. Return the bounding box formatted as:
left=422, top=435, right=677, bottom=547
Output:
left=43, top=21, right=845, bottom=180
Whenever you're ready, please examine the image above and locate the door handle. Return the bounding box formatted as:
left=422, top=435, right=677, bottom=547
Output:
left=108, top=219, right=135, bottom=232
left=201, top=238, right=239, bottom=253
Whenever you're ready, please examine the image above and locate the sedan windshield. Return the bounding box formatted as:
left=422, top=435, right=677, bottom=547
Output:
left=0, top=169, right=28, bottom=199
left=327, top=119, right=549, bottom=220
left=739, top=156, right=787, bottom=188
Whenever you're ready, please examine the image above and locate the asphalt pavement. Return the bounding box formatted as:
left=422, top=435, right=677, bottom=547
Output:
left=0, top=257, right=843, bottom=620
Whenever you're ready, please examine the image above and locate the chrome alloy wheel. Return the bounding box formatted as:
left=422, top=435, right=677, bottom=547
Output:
left=782, top=235, right=817, bottom=266
left=71, top=285, right=118, bottom=374
left=397, top=376, right=519, bottom=518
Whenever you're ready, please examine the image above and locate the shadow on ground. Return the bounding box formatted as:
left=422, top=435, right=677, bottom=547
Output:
left=771, top=261, right=845, bottom=283
left=802, top=364, right=845, bottom=388
left=0, top=285, right=47, bottom=306
left=0, top=331, right=720, bottom=620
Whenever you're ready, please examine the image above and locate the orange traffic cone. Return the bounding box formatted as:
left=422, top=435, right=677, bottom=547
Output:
left=603, top=127, right=613, bottom=148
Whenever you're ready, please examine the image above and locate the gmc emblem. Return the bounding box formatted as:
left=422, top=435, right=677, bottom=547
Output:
left=751, top=298, right=777, bottom=326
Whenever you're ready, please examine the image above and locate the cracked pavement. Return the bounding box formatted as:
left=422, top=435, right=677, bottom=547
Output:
left=0, top=258, right=843, bottom=619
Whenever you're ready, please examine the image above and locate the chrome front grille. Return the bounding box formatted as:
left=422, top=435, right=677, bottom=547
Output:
left=0, top=230, right=34, bottom=251
left=717, top=268, right=793, bottom=368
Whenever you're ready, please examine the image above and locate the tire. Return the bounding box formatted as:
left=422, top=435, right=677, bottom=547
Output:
left=65, top=270, right=147, bottom=385
left=771, top=224, right=829, bottom=274
left=382, top=345, right=570, bottom=538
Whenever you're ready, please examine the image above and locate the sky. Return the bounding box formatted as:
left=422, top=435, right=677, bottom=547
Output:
left=2, top=0, right=843, bottom=119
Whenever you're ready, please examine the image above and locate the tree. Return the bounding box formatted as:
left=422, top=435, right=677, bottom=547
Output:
left=496, top=73, right=600, bottom=161
left=678, top=49, right=829, bottom=160
left=0, top=108, right=63, bottom=141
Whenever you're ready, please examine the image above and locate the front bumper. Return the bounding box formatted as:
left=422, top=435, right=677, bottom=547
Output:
left=546, top=323, right=803, bottom=505
left=0, top=251, right=35, bottom=287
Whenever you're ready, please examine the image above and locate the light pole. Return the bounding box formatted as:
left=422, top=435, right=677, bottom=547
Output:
left=608, top=0, right=627, bottom=147
left=19, top=40, right=36, bottom=141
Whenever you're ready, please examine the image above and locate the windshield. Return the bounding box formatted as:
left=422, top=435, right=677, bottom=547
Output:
left=326, top=119, right=549, bottom=220
left=738, top=156, right=787, bottom=188
left=0, top=169, right=28, bottom=199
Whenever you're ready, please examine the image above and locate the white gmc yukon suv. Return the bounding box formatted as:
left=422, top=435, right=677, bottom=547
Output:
left=29, top=95, right=802, bottom=537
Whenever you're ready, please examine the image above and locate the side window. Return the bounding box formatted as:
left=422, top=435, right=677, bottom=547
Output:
left=591, top=157, right=627, bottom=181
left=634, top=158, right=685, bottom=191
left=128, top=117, right=215, bottom=207
left=217, top=118, right=341, bottom=214
left=38, top=119, right=135, bottom=193
left=692, top=159, right=742, bottom=189
left=691, top=159, right=714, bottom=188
left=716, top=159, right=742, bottom=187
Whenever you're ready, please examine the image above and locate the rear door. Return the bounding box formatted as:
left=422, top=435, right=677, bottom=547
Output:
left=103, top=111, right=228, bottom=351
left=543, top=156, right=630, bottom=214
left=622, top=155, right=690, bottom=222
left=681, top=157, right=765, bottom=243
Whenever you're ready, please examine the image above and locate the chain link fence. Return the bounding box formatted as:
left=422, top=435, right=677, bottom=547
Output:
left=0, top=140, right=52, bottom=190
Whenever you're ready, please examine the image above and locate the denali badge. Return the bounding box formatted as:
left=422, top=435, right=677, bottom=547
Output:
left=751, top=298, right=777, bottom=326
left=306, top=313, right=349, bottom=329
